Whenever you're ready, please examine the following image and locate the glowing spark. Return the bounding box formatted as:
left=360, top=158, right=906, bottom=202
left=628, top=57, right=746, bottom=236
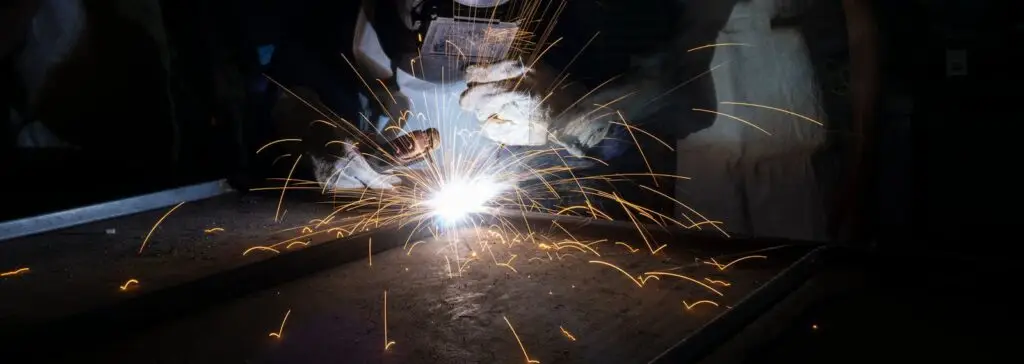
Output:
left=286, top=241, right=309, bottom=249
left=427, top=177, right=504, bottom=223
left=271, top=154, right=292, bottom=166
left=691, top=108, right=771, bottom=135
left=275, top=155, right=302, bottom=222
left=615, top=197, right=661, bottom=254
left=639, top=275, right=661, bottom=285
left=1, top=267, right=30, bottom=277
left=256, top=138, right=301, bottom=154
left=503, top=316, right=540, bottom=364
left=301, top=227, right=313, bottom=234
left=138, top=201, right=186, bottom=254
left=721, top=101, right=824, bottom=126
left=686, top=43, right=752, bottom=52
left=368, top=238, right=373, bottom=267
left=495, top=254, right=519, bottom=273
left=203, top=227, right=224, bottom=234
left=616, top=111, right=658, bottom=187
left=242, top=246, right=281, bottom=256
left=643, top=272, right=724, bottom=296
left=705, top=255, right=768, bottom=271
left=119, top=279, right=139, bottom=291
left=268, top=309, right=291, bottom=339
left=406, top=241, right=425, bottom=256
left=683, top=300, right=719, bottom=310
left=554, top=240, right=600, bottom=257
left=648, top=62, right=729, bottom=105
left=608, top=121, right=675, bottom=151
left=384, top=290, right=396, bottom=351
left=614, top=242, right=639, bottom=253
left=559, top=326, right=577, bottom=341
left=589, top=260, right=644, bottom=288
left=704, top=278, right=732, bottom=286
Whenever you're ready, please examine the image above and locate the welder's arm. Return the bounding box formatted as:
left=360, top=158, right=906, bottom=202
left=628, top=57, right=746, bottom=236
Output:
left=457, top=59, right=645, bottom=157
left=272, top=87, right=401, bottom=189
left=456, top=49, right=701, bottom=156
left=357, top=0, right=418, bottom=140
left=458, top=0, right=738, bottom=156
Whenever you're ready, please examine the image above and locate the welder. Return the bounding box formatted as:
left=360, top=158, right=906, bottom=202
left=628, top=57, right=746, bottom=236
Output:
left=242, top=0, right=732, bottom=200
left=353, top=0, right=729, bottom=211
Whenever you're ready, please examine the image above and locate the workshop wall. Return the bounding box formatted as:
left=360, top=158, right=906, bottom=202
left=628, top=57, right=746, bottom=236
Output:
left=1, top=0, right=225, bottom=220
left=674, top=0, right=848, bottom=242
left=12, top=0, right=176, bottom=159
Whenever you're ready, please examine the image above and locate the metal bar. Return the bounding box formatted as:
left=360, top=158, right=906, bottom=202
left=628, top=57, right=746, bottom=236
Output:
left=648, top=245, right=831, bottom=364
left=0, top=179, right=233, bottom=242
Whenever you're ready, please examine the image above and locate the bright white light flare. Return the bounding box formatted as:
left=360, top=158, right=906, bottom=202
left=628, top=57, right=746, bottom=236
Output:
left=427, top=177, right=505, bottom=223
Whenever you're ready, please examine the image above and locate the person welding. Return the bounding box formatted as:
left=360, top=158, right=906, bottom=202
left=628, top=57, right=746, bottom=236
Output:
left=250, top=0, right=730, bottom=201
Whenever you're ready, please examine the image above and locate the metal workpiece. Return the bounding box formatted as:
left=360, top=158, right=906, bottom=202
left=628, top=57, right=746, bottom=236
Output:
left=0, top=179, right=233, bottom=242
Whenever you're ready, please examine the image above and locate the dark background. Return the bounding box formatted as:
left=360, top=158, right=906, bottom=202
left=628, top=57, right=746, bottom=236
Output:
left=1, top=1, right=1021, bottom=362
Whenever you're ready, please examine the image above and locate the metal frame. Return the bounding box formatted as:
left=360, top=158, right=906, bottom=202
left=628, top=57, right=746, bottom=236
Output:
left=0, top=179, right=233, bottom=242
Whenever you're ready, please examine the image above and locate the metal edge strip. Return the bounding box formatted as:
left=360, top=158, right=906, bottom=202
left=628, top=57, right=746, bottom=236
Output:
left=0, top=179, right=233, bottom=242
left=647, top=245, right=832, bottom=364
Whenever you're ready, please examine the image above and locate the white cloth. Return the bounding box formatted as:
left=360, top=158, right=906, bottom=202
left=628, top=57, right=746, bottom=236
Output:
left=675, top=0, right=828, bottom=241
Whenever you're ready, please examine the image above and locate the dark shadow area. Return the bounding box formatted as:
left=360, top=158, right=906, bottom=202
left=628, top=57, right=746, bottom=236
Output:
left=1, top=0, right=224, bottom=221
left=741, top=250, right=1014, bottom=363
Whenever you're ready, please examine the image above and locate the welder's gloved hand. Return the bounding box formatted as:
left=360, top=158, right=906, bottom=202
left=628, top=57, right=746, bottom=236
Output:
left=313, top=143, right=402, bottom=190
left=459, top=59, right=607, bottom=157
left=459, top=60, right=554, bottom=146
left=385, top=128, right=441, bottom=166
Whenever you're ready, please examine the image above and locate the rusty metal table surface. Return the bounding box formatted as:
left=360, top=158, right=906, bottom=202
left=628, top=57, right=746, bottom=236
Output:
left=0, top=192, right=359, bottom=325
left=57, top=221, right=813, bottom=364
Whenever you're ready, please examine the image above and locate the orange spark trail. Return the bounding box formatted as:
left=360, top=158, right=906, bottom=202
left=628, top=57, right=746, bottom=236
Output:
left=138, top=201, right=186, bottom=254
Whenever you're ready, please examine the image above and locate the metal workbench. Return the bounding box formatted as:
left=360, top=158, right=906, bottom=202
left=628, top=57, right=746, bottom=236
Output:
left=0, top=183, right=826, bottom=363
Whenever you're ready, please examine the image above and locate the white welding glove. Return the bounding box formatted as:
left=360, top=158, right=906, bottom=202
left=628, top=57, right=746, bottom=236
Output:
left=312, top=143, right=402, bottom=190
left=459, top=59, right=612, bottom=157
left=459, top=60, right=554, bottom=147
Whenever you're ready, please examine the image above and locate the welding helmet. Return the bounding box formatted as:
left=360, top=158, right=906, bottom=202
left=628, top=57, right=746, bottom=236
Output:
left=373, top=0, right=520, bottom=84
